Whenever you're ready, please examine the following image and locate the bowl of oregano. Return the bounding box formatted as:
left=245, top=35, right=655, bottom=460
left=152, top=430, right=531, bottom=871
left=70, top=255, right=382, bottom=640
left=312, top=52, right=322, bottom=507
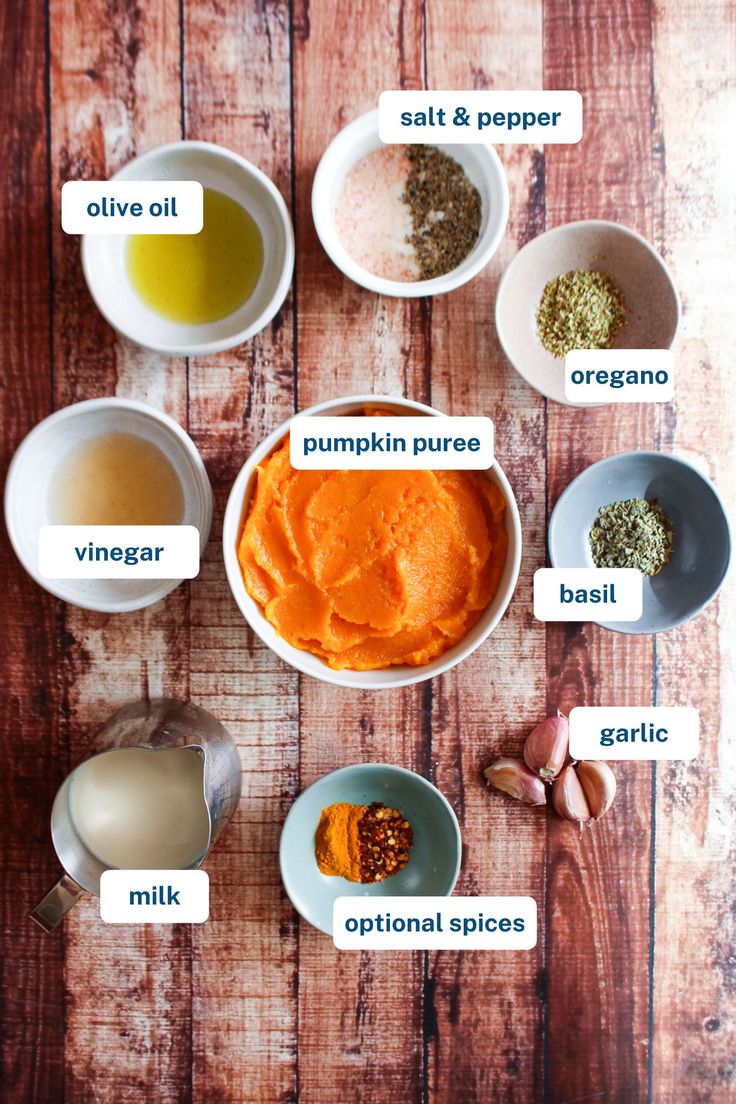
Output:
left=495, top=220, right=680, bottom=405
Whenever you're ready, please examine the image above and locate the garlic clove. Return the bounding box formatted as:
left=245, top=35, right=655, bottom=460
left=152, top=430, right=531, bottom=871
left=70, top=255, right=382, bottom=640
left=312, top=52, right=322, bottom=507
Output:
left=483, top=758, right=547, bottom=806
left=576, top=760, right=616, bottom=820
left=523, top=711, right=569, bottom=780
left=552, top=764, right=591, bottom=824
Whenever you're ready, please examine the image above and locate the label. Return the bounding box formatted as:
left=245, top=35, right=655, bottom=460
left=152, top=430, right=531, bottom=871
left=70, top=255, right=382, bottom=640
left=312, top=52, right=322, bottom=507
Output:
left=333, top=896, right=536, bottom=950
left=290, top=416, right=494, bottom=470
left=100, top=870, right=209, bottom=924
left=379, top=90, right=582, bottom=144
left=533, top=568, right=643, bottom=622
left=565, top=350, right=675, bottom=403
left=569, top=706, right=699, bottom=760
left=38, top=525, right=200, bottom=579
left=61, top=180, right=204, bottom=234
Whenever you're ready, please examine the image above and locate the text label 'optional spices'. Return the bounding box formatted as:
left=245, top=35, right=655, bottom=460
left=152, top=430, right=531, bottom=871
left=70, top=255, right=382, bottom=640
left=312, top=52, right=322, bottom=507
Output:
left=290, top=416, right=494, bottom=470
left=333, top=896, right=537, bottom=950
left=379, top=91, right=582, bottom=144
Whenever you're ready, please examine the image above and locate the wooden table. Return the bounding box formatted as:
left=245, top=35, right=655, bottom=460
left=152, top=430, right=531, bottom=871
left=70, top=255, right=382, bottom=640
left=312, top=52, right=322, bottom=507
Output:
left=2, top=1, right=734, bottom=1100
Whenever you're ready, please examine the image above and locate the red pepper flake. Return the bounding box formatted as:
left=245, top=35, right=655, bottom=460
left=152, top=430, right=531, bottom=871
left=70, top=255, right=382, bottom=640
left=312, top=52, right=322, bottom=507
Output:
left=357, top=802, right=413, bottom=883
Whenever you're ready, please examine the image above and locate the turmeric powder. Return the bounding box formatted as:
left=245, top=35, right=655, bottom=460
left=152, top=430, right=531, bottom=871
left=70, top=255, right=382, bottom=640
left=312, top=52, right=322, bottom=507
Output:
left=315, top=801, right=414, bottom=883
left=315, top=802, right=366, bottom=881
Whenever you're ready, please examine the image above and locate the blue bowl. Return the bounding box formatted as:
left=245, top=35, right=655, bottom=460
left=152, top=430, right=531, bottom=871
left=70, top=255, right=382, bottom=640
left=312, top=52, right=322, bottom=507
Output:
left=279, top=764, right=461, bottom=934
left=548, top=451, right=732, bottom=634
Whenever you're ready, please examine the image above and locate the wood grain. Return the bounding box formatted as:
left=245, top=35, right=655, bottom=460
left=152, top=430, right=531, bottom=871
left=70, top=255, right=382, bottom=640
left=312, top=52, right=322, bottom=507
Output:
left=48, top=2, right=193, bottom=1101
left=292, top=3, right=428, bottom=1100
left=424, top=2, right=547, bottom=1100
left=650, top=1, right=736, bottom=1099
left=182, top=1, right=299, bottom=1100
left=0, top=2, right=66, bottom=1101
left=543, top=0, right=660, bottom=1099
left=0, top=1, right=734, bottom=1102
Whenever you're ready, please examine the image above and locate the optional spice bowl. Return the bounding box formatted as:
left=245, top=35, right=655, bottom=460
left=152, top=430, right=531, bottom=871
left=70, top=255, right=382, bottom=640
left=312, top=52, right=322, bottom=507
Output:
left=280, top=763, right=461, bottom=936
left=549, top=450, right=732, bottom=634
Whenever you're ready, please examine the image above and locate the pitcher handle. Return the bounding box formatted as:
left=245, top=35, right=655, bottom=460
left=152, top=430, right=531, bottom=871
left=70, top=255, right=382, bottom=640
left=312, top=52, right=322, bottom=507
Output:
left=31, top=873, right=85, bottom=932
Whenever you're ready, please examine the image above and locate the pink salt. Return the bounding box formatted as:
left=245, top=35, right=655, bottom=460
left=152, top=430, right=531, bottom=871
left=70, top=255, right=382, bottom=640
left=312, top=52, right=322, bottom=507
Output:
left=335, top=146, right=420, bottom=282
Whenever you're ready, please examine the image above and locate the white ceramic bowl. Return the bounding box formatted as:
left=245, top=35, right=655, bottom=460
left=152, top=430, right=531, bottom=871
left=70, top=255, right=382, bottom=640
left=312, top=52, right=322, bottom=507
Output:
left=5, top=398, right=213, bottom=612
left=223, top=394, right=521, bottom=689
left=312, top=109, right=509, bottom=298
left=495, top=220, right=681, bottom=405
left=82, top=141, right=295, bottom=356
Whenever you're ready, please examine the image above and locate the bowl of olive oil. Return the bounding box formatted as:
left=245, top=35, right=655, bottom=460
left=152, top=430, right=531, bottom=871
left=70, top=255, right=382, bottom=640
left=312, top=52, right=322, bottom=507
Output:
left=82, top=142, right=294, bottom=357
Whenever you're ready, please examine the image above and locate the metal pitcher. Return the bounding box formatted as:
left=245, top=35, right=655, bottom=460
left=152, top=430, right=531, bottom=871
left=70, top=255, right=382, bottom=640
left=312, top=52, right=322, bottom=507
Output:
left=32, top=698, right=242, bottom=932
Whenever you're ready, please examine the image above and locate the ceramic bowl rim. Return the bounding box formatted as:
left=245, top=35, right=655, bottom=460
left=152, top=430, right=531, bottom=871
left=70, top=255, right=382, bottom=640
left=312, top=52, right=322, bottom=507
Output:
left=548, top=448, right=732, bottom=633
left=279, top=762, right=462, bottom=935
left=81, top=139, right=295, bottom=357
left=311, top=108, right=510, bottom=298
left=4, top=396, right=213, bottom=613
left=495, top=218, right=682, bottom=406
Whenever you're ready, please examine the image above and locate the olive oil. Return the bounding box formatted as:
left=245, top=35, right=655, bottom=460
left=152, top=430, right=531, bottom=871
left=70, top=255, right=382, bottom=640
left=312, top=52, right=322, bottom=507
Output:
left=50, top=432, right=184, bottom=525
left=126, top=188, right=264, bottom=324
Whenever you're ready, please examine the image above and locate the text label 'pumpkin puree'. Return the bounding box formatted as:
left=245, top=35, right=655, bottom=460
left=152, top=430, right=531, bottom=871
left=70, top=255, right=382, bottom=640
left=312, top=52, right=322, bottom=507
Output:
left=238, top=431, right=508, bottom=671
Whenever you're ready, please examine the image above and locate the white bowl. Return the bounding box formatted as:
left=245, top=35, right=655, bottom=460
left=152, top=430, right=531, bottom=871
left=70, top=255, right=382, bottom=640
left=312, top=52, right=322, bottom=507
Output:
left=312, top=110, right=509, bottom=298
left=5, top=398, right=213, bottom=613
left=495, top=220, right=681, bottom=405
left=222, top=395, right=522, bottom=689
left=82, top=141, right=295, bottom=357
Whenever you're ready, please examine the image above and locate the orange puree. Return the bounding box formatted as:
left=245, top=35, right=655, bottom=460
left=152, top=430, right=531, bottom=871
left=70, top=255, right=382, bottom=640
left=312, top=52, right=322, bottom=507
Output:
left=238, top=433, right=508, bottom=671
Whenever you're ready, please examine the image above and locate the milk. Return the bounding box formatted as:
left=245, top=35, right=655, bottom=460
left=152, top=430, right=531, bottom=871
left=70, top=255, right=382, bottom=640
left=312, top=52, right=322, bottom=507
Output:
left=69, top=747, right=209, bottom=870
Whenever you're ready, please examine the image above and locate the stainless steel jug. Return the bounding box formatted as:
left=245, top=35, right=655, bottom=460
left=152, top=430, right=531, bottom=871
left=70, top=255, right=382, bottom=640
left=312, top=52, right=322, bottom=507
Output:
left=32, top=698, right=242, bottom=931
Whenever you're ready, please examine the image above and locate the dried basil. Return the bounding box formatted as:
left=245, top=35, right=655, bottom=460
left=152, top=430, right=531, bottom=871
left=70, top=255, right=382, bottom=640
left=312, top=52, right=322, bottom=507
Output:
left=589, top=497, right=673, bottom=576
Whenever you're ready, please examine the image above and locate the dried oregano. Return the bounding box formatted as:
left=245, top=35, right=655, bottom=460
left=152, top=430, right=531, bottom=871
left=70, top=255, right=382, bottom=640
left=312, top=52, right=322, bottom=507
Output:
left=589, top=498, right=673, bottom=576
left=402, top=145, right=481, bottom=279
left=536, top=269, right=626, bottom=358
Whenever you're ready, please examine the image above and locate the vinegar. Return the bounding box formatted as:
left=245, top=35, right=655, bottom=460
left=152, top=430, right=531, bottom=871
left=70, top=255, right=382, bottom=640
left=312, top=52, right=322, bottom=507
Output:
left=50, top=431, right=184, bottom=526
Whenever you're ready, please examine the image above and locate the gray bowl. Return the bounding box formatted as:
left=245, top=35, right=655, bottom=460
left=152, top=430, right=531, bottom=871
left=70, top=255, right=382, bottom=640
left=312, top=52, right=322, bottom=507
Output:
left=548, top=451, right=731, bottom=634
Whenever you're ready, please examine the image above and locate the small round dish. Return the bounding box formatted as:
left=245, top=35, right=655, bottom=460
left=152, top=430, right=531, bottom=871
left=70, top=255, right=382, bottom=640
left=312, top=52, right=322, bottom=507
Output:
left=280, top=763, right=462, bottom=935
left=312, top=108, right=509, bottom=298
left=495, top=220, right=680, bottom=405
left=5, top=398, right=213, bottom=613
left=82, top=141, right=294, bottom=357
left=222, top=393, right=522, bottom=690
left=548, top=450, right=731, bottom=633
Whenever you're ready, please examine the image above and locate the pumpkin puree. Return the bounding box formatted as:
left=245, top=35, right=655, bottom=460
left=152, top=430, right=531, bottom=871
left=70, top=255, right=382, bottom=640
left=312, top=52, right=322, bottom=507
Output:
left=238, top=432, right=508, bottom=671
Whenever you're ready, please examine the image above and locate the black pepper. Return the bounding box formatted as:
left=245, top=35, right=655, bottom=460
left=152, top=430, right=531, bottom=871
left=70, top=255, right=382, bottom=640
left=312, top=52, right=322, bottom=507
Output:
left=402, top=145, right=482, bottom=279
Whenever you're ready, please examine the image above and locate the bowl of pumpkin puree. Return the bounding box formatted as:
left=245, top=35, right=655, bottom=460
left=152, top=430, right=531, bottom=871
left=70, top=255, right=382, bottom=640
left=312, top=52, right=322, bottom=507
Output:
left=223, top=396, right=522, bottom=689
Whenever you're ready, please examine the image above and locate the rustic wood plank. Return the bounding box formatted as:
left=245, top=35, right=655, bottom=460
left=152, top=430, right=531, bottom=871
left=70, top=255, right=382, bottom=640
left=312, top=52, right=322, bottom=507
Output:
left=650, top=1, right=736, bottom=1099
left=181, top=2, right=300, bottom=1102
left=424, top=1, right=547, bottom=1100
left=292, top=2, right=428, bottom=1100
left=0, top=3, right=67, bottom=1102
left=47, top=2, right=194, bottom=1101
left=543, top=0, right=659, bottom=1099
